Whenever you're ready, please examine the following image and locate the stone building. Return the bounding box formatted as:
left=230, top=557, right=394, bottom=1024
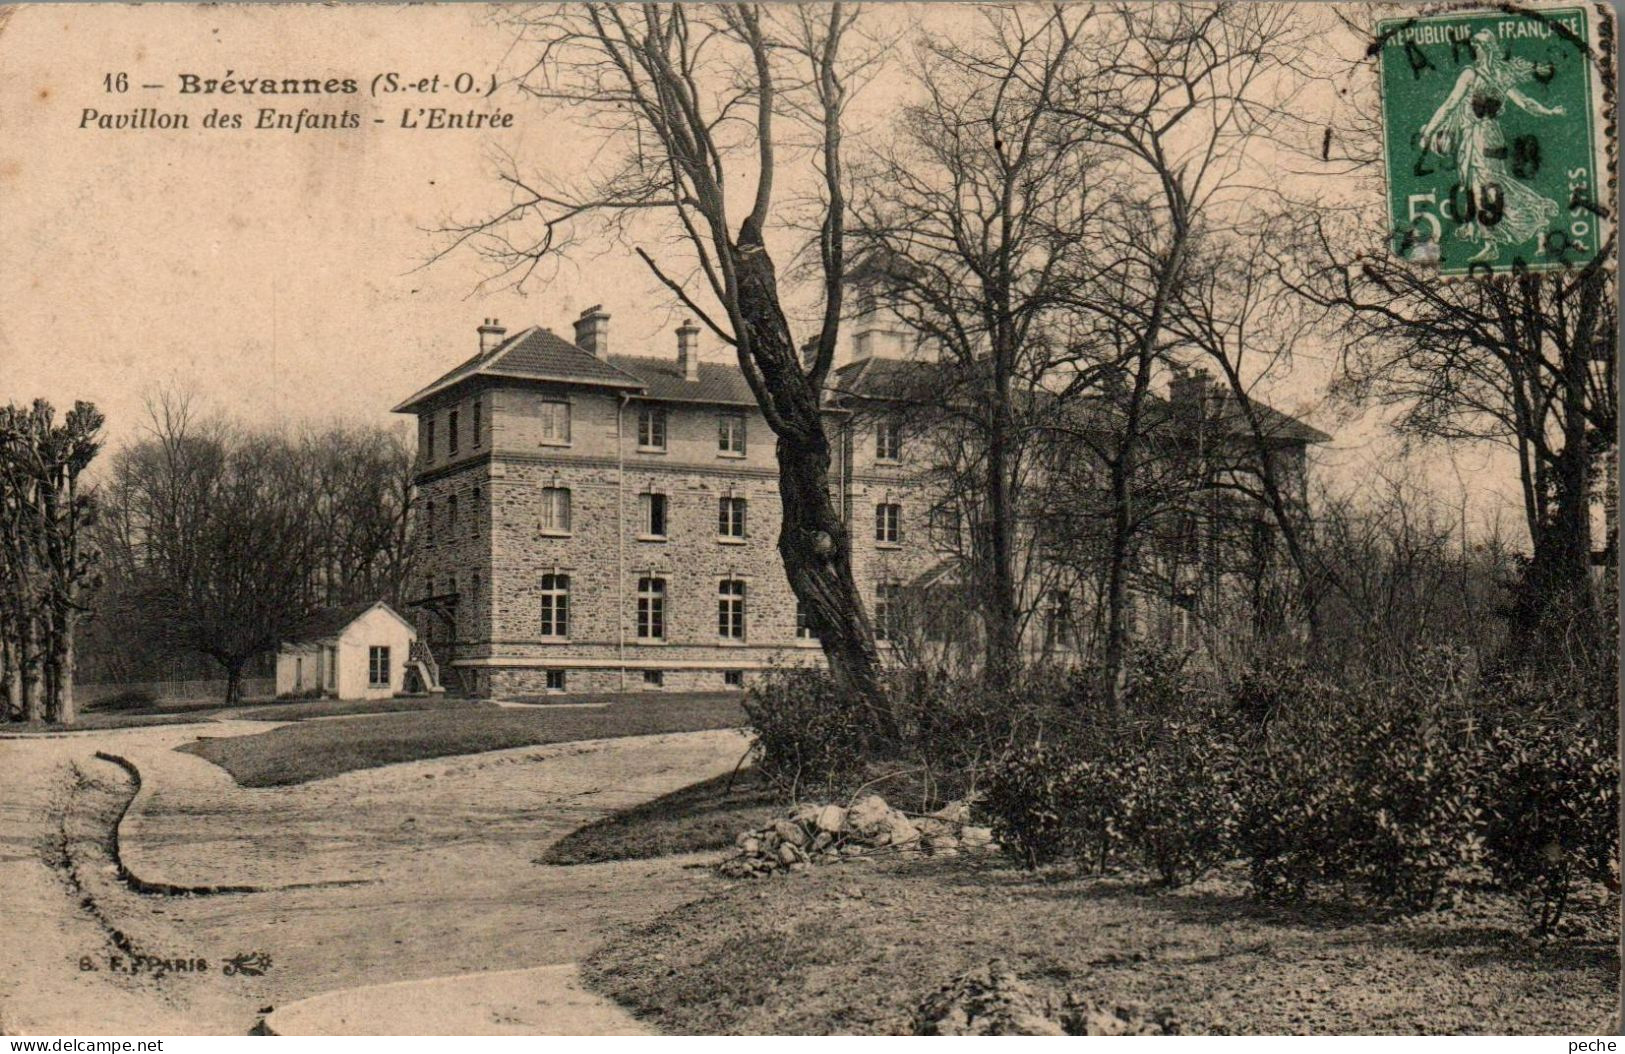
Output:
left=394, top=307, right=943, bottom=696
left=394, top=306, right=1327, bottom=697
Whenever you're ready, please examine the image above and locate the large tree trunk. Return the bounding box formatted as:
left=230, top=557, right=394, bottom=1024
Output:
left=223, top=659, right=245, bottom=708
left=49, top=607, right=76, bottom=724
left=733, top=223, right=887, bottom=724
left=983, top=366, right=1020, bottom=686
left=19, top=613, right=43, bottom=723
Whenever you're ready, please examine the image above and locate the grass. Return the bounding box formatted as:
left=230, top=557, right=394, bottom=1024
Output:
left=583, top=857, right=1620, bottom=1035
left=181, top=692, right=748, bottom=787
left=1, top=693, right=485, bottom=733
left=541, top=766, right=779, bottom=865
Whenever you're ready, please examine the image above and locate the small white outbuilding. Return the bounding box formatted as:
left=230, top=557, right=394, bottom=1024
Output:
left=275, top=601, right=420, bottom=700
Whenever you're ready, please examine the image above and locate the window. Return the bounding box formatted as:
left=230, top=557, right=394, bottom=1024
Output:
left=718, top=579, right=746, bottom=640
left=448, top=493, right=459, bottom=534
left=874, top=582, right=904, bottom=641
left=472, top=399, right=482, bottom=448
left=425, top=500, right=435, bottom=544
left=717, top=413, right=746, bottom=456
left=929, top=505, right=960, bottom=550
left=643, top=670, right=664, bottom=689
left=636, top=577, right=666, bottom=641
left=718, top=496, right=747, bottom=539
left=425, top=418, right=435, bottom=461
left=637, top=406, right=667, bottom=451
left=368, top=645, right=391, bottom=688
left=640, top=493, right=668, bottom=538
left=540, top=486, right=571, bottom=534
left=539, top=573, right=570, bottom=638
left=875, top=502, right=902, bottom=545
left=724, top=670, right=744, bottom=688
left=471, top=487, right=481, bottom=533
left=540, top=400, right=571, bottom=445
left=876, top=417, right=903, bottom=461
left=449, top=409, right=460, bottom=455
left=795, top=600, right=819, bottom=640
left=545, top=669, right=567, bottom=692
left=470, top=572, right=481, bottom=599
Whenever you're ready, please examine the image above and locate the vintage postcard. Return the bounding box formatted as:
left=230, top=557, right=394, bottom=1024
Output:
left=0, top=0, right=1617, bottom=1041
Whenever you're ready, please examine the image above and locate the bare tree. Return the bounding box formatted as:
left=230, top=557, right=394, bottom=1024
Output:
left=845, top=5, right=1103, bottom=683
left=1049, top=1, right=1314, bottom=703
left=0, top=399, right=105, bottom=723
left=437, top=4, right=889, bottom=710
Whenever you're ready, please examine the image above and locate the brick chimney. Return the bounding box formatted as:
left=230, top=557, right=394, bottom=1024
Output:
left=478, top=318, right=506, bottom=356
left=677, top=319, right=701, bottom=382
left=573, top=305, right=610, bottom=356
left=1169, top=365, right=1211, bottom=413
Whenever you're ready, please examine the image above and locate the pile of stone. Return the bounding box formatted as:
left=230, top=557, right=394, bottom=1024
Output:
left=913, top=960, right=1199, bottom=1036
left=718, top=794, right=995, bottom=878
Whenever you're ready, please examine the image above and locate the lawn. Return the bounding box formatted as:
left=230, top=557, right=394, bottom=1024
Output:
left=541, top=766, right=779, bottom=865
left=181, top=692, right=748, bottom=786
left=1, top=693, right=487, bottom=733
left=583, top=856, right=1619, bottom=1035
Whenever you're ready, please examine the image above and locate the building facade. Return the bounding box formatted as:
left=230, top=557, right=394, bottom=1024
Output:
left=395, top=308, right=943, bottom=696
left=395, top=306, right=1327, bottom=697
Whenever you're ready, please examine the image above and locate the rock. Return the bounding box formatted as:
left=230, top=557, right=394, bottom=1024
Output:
left=844, top=795, right=892, bottom=838
left=960, top=826, right=994, bottom=850
left=922, top=831, right=961, bottom=856
left=789, top=803, right=822, bottom=824
left=777, top=842, right=803, bottom=866
left=773, top=819, right=810, bottom=848
left=739, top=836, right=761, bottom=855
left=930, top=799, right=972, bottom=825
left=913, top=960, right=1065, bottom=1036
left=735, top=831, right=756, bottom=849
left=883, top=812, right=920, bottom=847
left=815, top=804, right=847, bottom=833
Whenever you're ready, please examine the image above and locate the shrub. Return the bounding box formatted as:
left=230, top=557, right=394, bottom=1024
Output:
left=742, top=667, right=876, bottom=795
left=1118, top=719, right=1241, bottom=887
left=982, top=746, right=1124, bottom=871
left=89, top=688, right=158, bottom=712
left=1236, top=683, right=1479, bottom=911
left=1478, top=722, right=1619, bottom=934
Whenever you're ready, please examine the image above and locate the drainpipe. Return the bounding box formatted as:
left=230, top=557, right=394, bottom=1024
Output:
left=617, top=392, right=629, bottom=692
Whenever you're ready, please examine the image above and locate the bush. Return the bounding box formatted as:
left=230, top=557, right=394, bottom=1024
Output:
left=1478, top=722, right=1619, bottom=933
left=89, top=688, right=158, bottom=712
left=1236, top=678, right=1479, bottom=911
left=982, top=745, right=1123, bottom=870
left=742, top=667, right=876, bottom=795
left=1118, top=719, right=1241, bottom=887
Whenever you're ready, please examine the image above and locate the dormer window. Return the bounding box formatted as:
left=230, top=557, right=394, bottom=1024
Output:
left=717, top=414, right=746, bottom=456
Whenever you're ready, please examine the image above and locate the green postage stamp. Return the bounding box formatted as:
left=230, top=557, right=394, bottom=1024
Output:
left=1378, top=4, right=1611, bottom=277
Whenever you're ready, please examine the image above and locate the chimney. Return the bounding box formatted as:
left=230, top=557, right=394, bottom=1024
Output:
left=677, top=319, right=701, bottom=382
left=574, top=305, right=610, bottom=357
left=1169, top=365, right=1211, bottom=417
left=478, top=318, right=506, bottom=356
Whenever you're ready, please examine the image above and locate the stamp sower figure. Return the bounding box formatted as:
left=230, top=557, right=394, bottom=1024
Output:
left=1419, top=29, right=1564, bottom=262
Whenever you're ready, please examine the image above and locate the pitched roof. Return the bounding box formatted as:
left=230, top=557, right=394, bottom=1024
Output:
left=392, top=326, right=644, bottom=412
left=829, top=356, right=1330, bottom=445
left=283, top=601, right=414, bottom=644
left=607, top=354, right=760, bottom=407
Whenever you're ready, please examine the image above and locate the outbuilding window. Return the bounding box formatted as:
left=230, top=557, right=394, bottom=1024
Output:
left=368, top=646, right=391, bottom=688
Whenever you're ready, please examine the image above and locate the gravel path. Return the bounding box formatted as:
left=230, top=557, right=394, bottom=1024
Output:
left=0, top=723, right=749, bottom=1035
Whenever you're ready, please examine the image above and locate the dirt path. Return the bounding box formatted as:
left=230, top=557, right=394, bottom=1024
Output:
left=0, top=723, right=748, bottom=1035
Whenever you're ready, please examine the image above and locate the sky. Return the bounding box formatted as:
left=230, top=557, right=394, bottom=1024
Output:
left=0, top=2, right=1527, bottom=538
